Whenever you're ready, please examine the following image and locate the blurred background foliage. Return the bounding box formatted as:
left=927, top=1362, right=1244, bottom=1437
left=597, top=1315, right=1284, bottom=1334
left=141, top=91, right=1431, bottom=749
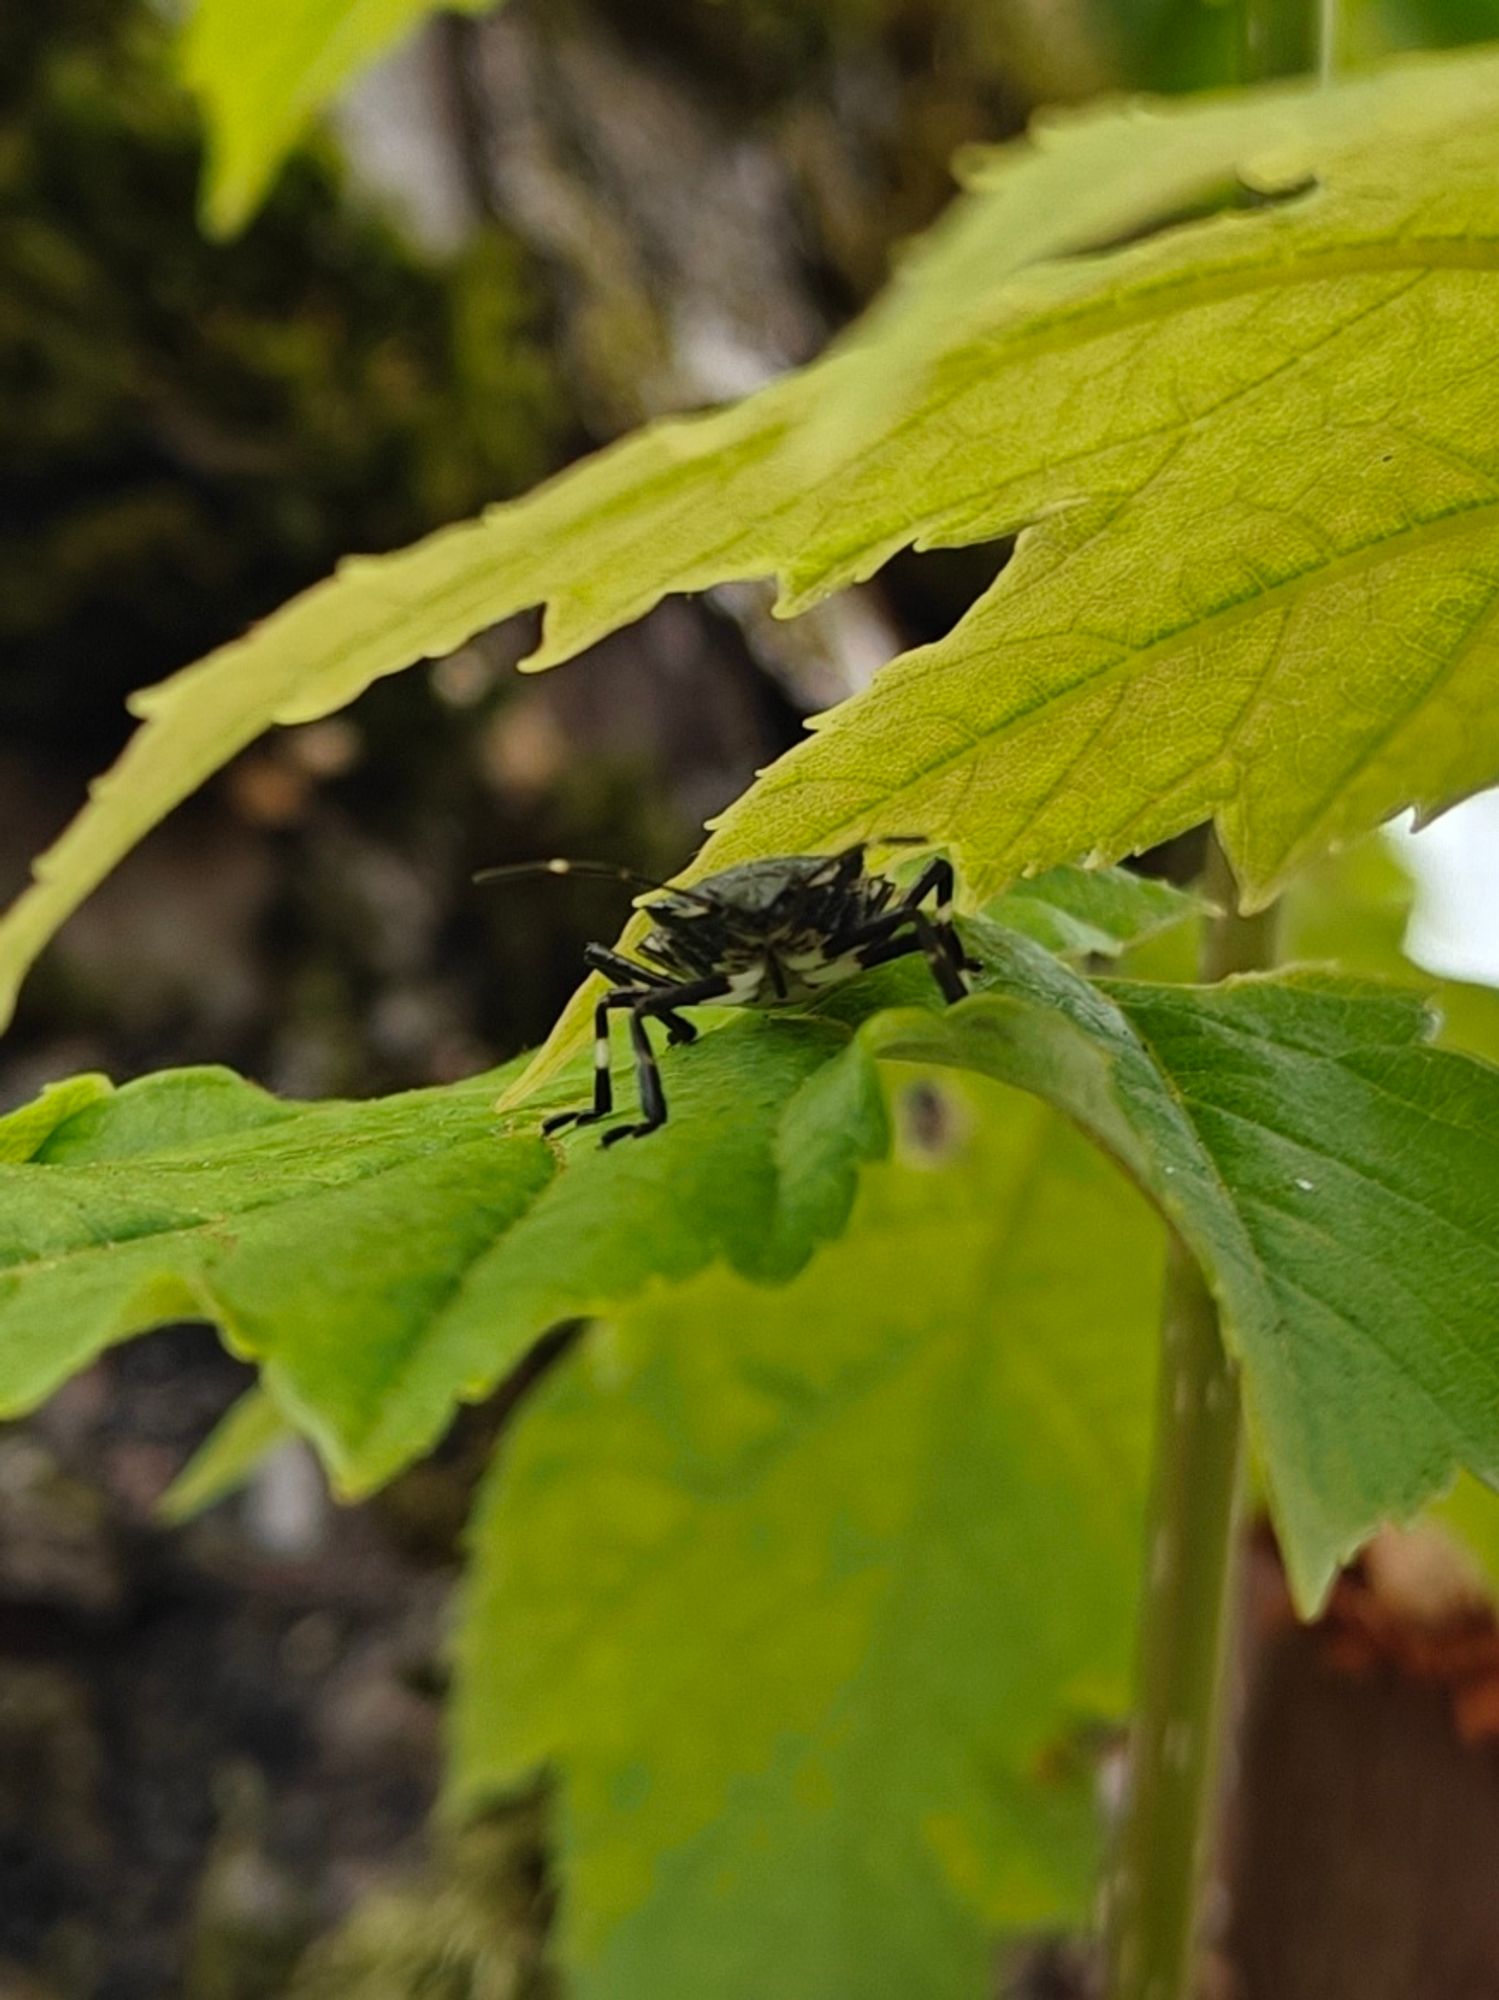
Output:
left=1, top=0, right=561, bottom=754
left=7, top=1, right=1499, bottom=1995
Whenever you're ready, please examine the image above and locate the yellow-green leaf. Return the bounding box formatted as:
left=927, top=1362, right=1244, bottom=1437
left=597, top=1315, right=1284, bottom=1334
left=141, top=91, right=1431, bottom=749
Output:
left=8, top=52, right=1499, bottom=1037
left=157, top=1384, right=295, bottom=1523
left=182, top=0, right=497, bottom=235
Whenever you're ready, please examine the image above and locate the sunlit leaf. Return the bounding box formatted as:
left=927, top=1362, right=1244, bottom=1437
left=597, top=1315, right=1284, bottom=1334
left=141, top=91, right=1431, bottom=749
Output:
left=8, top=54, right=1499, bottom=1039
left=158, top=1383, right=295, bottom=1523
left=182, top=0, right=497, bottom=235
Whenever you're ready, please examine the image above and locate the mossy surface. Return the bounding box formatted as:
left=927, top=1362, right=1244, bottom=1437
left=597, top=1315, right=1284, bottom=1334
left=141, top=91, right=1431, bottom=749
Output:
left=0, top=0, right=562, bottom=755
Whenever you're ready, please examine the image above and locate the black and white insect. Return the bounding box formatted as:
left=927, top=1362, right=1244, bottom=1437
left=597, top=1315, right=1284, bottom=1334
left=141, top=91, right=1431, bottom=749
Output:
left=479, top=841, right=976, bottom=1145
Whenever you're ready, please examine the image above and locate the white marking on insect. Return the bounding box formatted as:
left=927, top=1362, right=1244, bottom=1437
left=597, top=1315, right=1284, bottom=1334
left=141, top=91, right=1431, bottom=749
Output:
left=722, top=964, right=767, bottom=1004
left=800, top=951, right=866, bottom=988
left=534, top=842, right=970, bottom=1141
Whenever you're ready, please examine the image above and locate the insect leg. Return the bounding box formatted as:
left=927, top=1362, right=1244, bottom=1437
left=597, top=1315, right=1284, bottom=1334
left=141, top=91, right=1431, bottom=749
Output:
left=898, top=855, right=955, bottom=918
left=596, top=976, right=732, bottom=1146
left=910, top=908, right=970, bottom=1001
left=852, top=914, right=968, bottom=1003
left=657, top=1009, right=697, bottom=1047
left=897, top=855, right=980, bottom=979
left=599, top=1008, right=668, bottom=1146
left=583, top=942, right=669, bottom=987
left=850, top=930, right=922, bottom=973
left=541, top=990, right=643, bottom=1134
left=638, top=974, right=731, bottom=1053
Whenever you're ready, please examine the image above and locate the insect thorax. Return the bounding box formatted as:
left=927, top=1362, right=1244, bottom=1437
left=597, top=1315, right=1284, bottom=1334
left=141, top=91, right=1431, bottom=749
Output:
left=638, top=856, right=892, bottom=1007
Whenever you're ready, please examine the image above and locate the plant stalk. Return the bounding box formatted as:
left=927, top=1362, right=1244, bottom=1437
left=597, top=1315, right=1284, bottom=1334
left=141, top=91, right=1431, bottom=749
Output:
left=1239, top=0, right=1342, bottom=81
left=1239, top=0, right=1318, bottom=80
left=1107, top=6, right=1317, bottom=1988
left=1102, top=836, right=1276, bottom=2000
left=1319, top=0, right=1339, bottom=83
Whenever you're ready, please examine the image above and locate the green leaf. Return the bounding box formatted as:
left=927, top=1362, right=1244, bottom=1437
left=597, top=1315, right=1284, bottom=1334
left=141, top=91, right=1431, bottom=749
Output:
left=874, top=941, right=1499, bottom=1607
left=9, top=51, right=1499, bottom=1031
left=983, top=864, right=1203, bottom=959
left=1284, top=834, right=1499, bottom=1066
left=158, top=1384, right=295, bottom=1523
left=0, top=1024, right=883, bottom=1491
left=455, top=1076, right=1163, bottom=1999
left=181, top=0, right=497, bottom=236
left=1427, top=1469, right=1499, bottom=1593
left=1119, top=831, right=1499, bottom=1067
left=0, top=1075, right=114, bottom=1163
left=1278, top=838, right=1499, bottom=1588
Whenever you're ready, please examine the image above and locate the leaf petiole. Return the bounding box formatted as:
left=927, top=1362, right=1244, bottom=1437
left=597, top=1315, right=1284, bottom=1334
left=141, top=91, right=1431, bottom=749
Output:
left=1102, top=835, right=1272, bottom=2000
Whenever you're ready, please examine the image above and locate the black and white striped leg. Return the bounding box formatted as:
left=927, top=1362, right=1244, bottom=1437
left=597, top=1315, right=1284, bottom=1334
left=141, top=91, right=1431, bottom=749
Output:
left=542, top=974, right=730, bottom=1144
left=541, top=990, right=646, bottom=1134
left=579, top=945, right=696, bottom=1043
left=899, top=856, right=980, bottom=977
left=908, top=909, right=969, bottom=1002
left=599, top=1008, right=668, bottom=1146
left=598, top=975, right=731, bottom=1145
left=853, top=912, right=969, bottom=1003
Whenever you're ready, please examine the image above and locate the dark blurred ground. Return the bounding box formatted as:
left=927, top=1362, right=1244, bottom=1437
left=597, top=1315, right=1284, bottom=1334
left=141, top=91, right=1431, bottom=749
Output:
left=5, top=1, right=1499, bottom=1994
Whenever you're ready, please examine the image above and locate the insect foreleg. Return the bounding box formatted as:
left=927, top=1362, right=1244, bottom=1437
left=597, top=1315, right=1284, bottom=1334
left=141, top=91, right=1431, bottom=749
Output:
left=583, top=943, right=669, bottom=987
left=657, top=1009, right=698, bottom=1046
left=597, top=975, right=730, bottom=1146
left=599, top=1009, right=667, bottom=1147
left=541, top=989, right=646, bottom=1135
left=578, top=948, right=696, bottom=1044
left=545, top=976, right=731, bottom=1145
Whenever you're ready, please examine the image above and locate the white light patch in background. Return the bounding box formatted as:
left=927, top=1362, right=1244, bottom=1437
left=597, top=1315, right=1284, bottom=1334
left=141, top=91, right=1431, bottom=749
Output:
left=1393, top=789, right=1499, bottom=987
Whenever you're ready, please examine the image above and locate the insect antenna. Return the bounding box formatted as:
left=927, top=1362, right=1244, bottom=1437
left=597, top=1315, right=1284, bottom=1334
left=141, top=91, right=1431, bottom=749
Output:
left=472, top=858, right=723, bottom=908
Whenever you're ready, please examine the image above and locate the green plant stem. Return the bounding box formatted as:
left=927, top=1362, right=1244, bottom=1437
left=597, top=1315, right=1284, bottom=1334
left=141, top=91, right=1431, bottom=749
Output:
left=1108, top=0, right=1310, bottom=1976
left=1239, top=0, right=1317, bottom=80
left=1102, top=836, right=1276, bottom=2000
left=1320, top=0, right=1339, bottom=82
